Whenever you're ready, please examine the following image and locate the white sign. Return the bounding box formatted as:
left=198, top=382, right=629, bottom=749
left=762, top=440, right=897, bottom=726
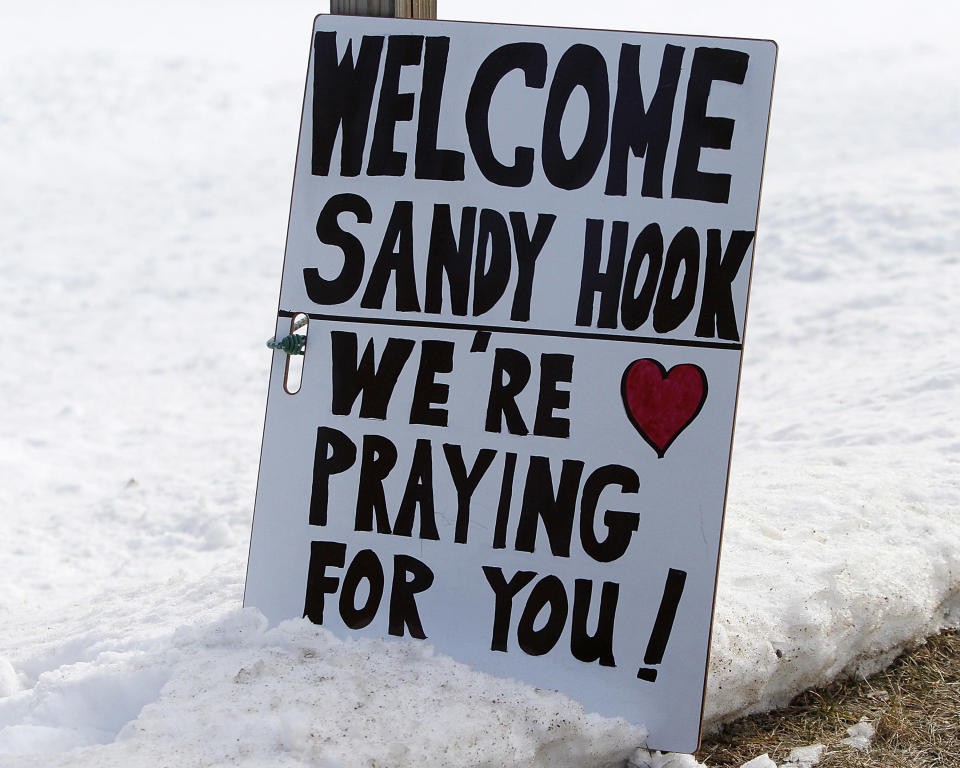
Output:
left=245, top=14, right=776, bottom=753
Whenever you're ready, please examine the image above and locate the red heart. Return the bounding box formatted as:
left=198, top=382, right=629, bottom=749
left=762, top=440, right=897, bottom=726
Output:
left=621, top=359, right=708, bottom=458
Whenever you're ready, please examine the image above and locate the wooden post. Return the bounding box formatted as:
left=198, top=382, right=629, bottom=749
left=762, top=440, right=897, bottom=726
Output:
left=329, top=0, right=437, bottom=19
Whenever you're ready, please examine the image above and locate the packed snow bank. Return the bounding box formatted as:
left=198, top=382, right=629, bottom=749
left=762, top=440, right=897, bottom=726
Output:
left=0, top=607, right=646, bottom=767
left=1, top=0, right=959, bottom=765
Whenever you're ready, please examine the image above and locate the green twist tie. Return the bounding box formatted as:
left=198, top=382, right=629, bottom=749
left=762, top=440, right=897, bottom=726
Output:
left=267, top=315, right=309, bottom=355
left=266, top=334, right=305, bottom=355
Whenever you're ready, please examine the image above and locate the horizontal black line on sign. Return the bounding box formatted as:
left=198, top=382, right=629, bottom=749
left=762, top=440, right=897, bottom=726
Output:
left=277, top=309, right=743, bottom=351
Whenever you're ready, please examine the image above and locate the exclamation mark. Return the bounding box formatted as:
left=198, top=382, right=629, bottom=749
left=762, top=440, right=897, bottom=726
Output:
left=637, top=568, right=687, bottom=682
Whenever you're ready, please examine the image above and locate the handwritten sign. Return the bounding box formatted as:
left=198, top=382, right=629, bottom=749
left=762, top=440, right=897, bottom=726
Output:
left=244, top=14, right=776, bottom=753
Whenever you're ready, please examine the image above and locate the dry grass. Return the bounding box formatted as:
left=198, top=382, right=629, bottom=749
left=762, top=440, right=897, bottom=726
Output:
left=696, top=629, right=960, bottom=767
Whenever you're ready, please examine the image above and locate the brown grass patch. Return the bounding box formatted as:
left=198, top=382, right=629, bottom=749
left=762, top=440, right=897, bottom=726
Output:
left=696, top=628, right=960, bottom=767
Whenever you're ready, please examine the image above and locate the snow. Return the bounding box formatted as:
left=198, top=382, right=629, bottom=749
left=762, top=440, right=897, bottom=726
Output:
left=2, top=609, right=646, bottom=766
left=840, top=719, right=875, bottom=751
left=1, top=0, right=958, bottom=766
left=782, top=744, right=825, bottom=767
left=737, top=757, right=777, bottom=768
left=629, top=750, right=703, bottom=768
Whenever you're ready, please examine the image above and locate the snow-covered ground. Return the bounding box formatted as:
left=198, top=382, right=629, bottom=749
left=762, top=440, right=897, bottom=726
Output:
left=1, top=1, right=958, bottom=766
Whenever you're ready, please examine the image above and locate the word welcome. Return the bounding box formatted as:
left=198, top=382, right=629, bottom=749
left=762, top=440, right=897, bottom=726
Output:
left=313, top=32, right=750, bottom=202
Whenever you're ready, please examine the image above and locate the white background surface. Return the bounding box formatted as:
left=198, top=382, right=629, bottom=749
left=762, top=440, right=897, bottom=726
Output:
left=0, top=1, right=958, bottom=766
